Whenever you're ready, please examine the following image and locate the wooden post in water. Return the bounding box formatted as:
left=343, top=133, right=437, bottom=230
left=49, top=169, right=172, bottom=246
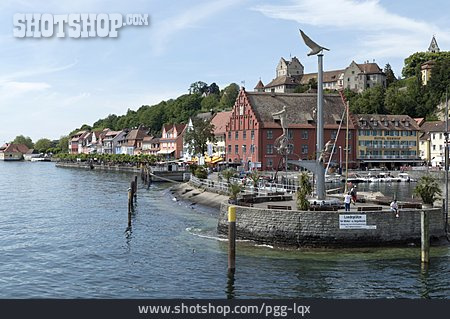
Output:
left=228, top=206, right=236, bottom=274
left=128, top=187, right=132, bottom=228
left=134, top=175, right=138, bottom=198
left=130, top=180, right=135, bottom=206
left=421, top=210, right=430, bottom=263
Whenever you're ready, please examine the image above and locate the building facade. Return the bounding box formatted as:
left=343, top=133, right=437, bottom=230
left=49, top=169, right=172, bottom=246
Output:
left=263, top=57, right=303, bottom=93
left=356, top=114, right=421, bottom=169
left=158, top=124, right=186, bottom=159
left=343, top=61, right=386, bottom=92
left=419, top=121, right=446, bottom=166
left=225, top=89, right=357, bottom=171
left=0, top=143, right=29, bottom=161
left=209, top=110, right=232, bottom=158
left=142, top=136, right=160, bottom=155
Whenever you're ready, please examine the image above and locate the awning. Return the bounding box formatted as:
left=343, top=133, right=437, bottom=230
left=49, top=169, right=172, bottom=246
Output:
left=209, top=157, right=224, bottom=164
left=157, top=149, right=175, bottom=155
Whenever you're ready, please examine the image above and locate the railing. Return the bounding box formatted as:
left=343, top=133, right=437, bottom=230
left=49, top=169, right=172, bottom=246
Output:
left=189, top=175, right=297, bottom=196
left=358, top=155, right=420, bottom=160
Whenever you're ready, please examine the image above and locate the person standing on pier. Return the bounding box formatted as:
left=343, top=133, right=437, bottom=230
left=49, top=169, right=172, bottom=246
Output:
left=344, top=192, right=352, bottom=211
left=390, top=199, right=399, bottom=218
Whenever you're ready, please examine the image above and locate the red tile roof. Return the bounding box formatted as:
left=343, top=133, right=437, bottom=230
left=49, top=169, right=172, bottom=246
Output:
left=356, top=62, right=382, bottom=74
left=1, top=143, right=29, bottom=154
left=211, top=111, right=232, bottom=135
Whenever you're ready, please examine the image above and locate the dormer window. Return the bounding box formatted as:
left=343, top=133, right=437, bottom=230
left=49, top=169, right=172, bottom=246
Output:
left=395, top=121, right=399, bottom=127
left=405, top=121, right=410, bottom=127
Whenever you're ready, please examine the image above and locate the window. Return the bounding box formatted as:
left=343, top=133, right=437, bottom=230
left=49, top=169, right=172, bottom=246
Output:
left=288, top=130, right=293, bottom=139
left=288, top=144, right=294, bottom=154
left=331, top=130, right=337, bottom=140
left=242, top=145, right=247, bottom=154
left=250, top=144, right=255, bottom=154
left=228, top=145, right=231, bottom=153
left=302, top=130, right=308, bottom=139
left=243, top=130, right=246, bottom=140
left=228, top=131, right=231, bottom=140
left=235, top=145, right=238, bottom=154
left=266, top=144, right=273, bottom=154
left=267, top=130, right=273, bottom=139
left=301, top=145, right=308, bottom=154
left=267, top=159, right=273, bottom=168
left=235, top=131, right=239, bottom=139
left=251, top=130, right=254, bottom=140
left=433, top=145, right=436, bottom=151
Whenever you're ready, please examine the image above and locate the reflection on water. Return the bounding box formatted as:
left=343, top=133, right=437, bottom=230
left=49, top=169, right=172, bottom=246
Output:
left=0, top=162, right=449, bottom=298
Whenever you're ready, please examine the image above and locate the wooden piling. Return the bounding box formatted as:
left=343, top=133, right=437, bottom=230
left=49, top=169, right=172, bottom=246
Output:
left=228, top=206, right=236, bottom=274
left=134, top=175, right=138, bottom=198
left=421, top=210, right=430, bottom=263
left=128, top=188, right=132, bottom=228
left=130, top=181, right=135, bottom=206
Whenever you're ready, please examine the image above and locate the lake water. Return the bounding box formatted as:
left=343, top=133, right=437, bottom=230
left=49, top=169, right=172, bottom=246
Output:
left=0, top=162, right=449, bottom=298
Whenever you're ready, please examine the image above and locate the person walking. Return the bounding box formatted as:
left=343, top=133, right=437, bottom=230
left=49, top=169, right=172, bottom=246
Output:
left=344, top=192, right=352, bottom=211
left=390, top=199, right=399, bottom=218
left=350, top=186, right=357, bottom=204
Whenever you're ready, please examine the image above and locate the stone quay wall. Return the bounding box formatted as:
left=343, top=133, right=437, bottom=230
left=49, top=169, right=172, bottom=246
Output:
left=218, top=203, right=446, bottom=248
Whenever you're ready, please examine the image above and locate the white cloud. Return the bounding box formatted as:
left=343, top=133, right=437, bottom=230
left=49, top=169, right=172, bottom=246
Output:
left=0, top=81, right=51, bottom=98
left=254, top=0, right=450, bottom=59
left=151, top=0, right=241, bottom=55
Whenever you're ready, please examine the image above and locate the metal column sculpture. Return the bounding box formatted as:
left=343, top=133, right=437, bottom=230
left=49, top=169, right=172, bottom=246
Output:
left=299, top=30, right=329, bottom=200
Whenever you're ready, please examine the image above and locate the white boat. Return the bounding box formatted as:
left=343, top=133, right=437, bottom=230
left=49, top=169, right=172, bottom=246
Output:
left=397, top=173, right=416, bottom=182
left=369, top=172, right=396, bottom=182
left=31, top=157, right=51, bottom=162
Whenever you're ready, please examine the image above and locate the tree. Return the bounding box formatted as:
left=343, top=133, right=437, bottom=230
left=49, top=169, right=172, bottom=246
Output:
left=296, top=172, right=312, bottom=210
left=200, top=94, right=219, bottom=112
left=424, top=57, right=450, bottom=115
left=228, top=181, right=243, bottom=202
left=350, top=85, right=386, bottom=114
left=208, top=82, right=220, bottom=95
left=12, top=135, right=34, bottom=148
left=219, top=83, right=239, bottom=110
left=248, top=170, right=261, bottom=193
left=414, top=175, right=442, bottom=205
left=58, top=136, right=69, bottom=153
left=184, top=117, right=216, bottom=156
left=383, top=63, right=396, bottom=87
left=402, top=51, right=450, bottom=78
left=189, top=81, right=208, bottom=94
left=384, top=77, right=423, bottom=116
left=34, top=138, right=52, bottom=153
left=221, top=168, right=236, bottom=184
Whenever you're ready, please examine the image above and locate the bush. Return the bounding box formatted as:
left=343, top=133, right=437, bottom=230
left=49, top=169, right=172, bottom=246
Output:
left=297, top=172, right=312, bottom=210
left=413, top=175, right=442, bottom=205
left=194, top=167, right=208, bottom=179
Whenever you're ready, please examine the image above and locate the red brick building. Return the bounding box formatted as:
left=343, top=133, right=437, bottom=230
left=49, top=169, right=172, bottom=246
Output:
left=225, top=89, right=357, bottom=171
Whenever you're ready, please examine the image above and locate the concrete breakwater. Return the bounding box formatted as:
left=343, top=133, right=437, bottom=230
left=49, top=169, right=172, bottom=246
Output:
left=55, top=162, right=141, bottom=173
left=218, top=203, right=446, bottom=248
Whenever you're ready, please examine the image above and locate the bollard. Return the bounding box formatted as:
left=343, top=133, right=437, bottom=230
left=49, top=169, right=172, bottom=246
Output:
left=421, top=210, right=430, bottom=263
left=134, top=175, right=138, bottom=198
left=128, top=188, right=132, bottom=228
left=228, top=206, right=236, bottom=274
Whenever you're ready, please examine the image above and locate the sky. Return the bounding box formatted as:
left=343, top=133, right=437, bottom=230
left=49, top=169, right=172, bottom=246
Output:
left=0, top=0, right=449, bottom=143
